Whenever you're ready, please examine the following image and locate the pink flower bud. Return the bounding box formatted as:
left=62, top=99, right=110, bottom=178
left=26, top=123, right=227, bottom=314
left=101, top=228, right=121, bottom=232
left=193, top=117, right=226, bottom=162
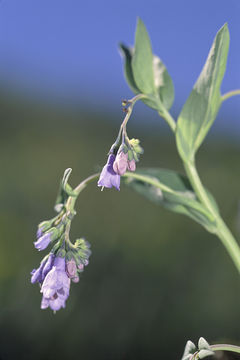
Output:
left=78, top=263, right=84, bottom=271
left=127, top=159, right=136, bottom=172
left=66, top=259, right=77, bottom=278
left=113, top=152, right=128, bottom=175
left=72, top=276, right=79, bottom=283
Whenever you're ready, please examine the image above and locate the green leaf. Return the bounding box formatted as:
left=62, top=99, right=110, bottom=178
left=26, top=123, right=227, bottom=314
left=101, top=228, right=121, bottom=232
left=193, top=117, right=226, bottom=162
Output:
left=181, top=340, right=197, bottom=360
left=62, top=168, right=72, bottom=190
left=124, top=168, right=217, bottom=232
left=132, top=18, right=155, bottom=94
left=176, top=24, right=229, bottom=162
left=120, top=44, right=174, bottom=111
left=119, top=18, right=174, bottom=113
left=119, top=44, right=140, bottom=94
left=198, top=338, right=211, bottom=351
left=153, top=55, right=174, bottom=110
left=198, top=350, right=214, bottom=359
left=55, top=168, right=76, bottom=212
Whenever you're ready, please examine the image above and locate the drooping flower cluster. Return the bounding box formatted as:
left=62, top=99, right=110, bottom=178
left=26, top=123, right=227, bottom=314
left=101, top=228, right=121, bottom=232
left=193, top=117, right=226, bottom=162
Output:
left=31, top=170, right=91, bottom=312
left=98, top=133, right=143, bottom=191
left=31, top=220, right=91, bottom=311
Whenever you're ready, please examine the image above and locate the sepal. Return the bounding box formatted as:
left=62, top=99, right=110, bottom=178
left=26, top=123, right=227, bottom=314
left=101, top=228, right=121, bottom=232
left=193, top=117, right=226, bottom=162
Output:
left=72, top=238, right=91, bottom=267
left=56, top=248, right=66, bottom=258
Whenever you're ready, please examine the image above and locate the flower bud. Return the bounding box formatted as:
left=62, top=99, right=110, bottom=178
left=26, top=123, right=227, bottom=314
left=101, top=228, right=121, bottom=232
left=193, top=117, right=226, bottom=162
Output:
left=66, top=259, right=77, bottom=278
left=37, top=220, right=53, bottom=238
left=78, top=263, right=84, bottom=271
left=34, top=227, right=62, bottom=251
left=72, top=276, right=79, bottom=283
left=127, top=159, right=136, bottom=172
left=113, top=152, right=128, bottom=175
left=34, top=233, right=52, bottom=251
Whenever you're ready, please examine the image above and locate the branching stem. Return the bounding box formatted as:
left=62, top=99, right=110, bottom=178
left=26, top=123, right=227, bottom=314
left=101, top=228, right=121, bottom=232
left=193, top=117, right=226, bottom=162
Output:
left=160, top=106, right=240, bottom=274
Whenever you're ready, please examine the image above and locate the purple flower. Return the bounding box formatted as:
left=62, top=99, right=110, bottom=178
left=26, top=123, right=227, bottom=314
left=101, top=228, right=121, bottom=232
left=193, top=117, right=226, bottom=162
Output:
left=31, top=258, right=47, bottom=284
left=36, top=228, right=43, bottom=239
left=42, top=253, right=55, bottom=278
left=113, top=152, right=128, bottom=175
left=31, top=253, right=55, bottom=284
left=98, top=154, right=120, bottom=191
left=34, top=233, right=51, bottom=251
left=127, top=159, right=136, bottom=172
left=40, top=257, right=70, bottom=311
left=66, top=259, right=77, bottom=279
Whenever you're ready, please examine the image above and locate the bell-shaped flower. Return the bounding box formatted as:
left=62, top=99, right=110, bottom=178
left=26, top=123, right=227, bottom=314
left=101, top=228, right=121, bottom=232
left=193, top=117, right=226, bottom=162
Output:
left=34, top=227, right=61, bottom=251
left=34, top=233, right=52, bottom=251
left=31, top=258, right=48, bottom=284
left=31, top=253, right=55, bottom=284
left=66, top=259, right=77, bottom=278
left=40, top=256, right=70, bottom=311
left=127, top=159, right=136, bottom=172
left=113, top=151, right=136, bottom=175
left=36, top=228, right=43, bottom=239
left=98, top=154, right=120, bottom=191
left=113, top=152, right=128, bottom=175
left=66, top=259, right=80, bottom=283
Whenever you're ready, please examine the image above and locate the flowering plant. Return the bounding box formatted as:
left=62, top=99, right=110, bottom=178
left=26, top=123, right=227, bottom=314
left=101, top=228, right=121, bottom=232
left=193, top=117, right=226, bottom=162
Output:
left=31, top=16, right=240, bottom=357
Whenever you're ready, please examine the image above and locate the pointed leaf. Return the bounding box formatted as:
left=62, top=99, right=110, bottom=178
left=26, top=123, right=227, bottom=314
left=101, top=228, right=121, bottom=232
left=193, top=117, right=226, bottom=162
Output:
left=55, top=168, right=76, bottom=212
left=119, top=47, right=174, bottom=112
left=198, top=350, right=214, bottom=359
left=62, top=168, right=72, bottom=190
left=119, top=44, right=140, bottom=94
left=181, top=340, right=197, bottom=360
left=132, top=18, right=155, bottom=94
left=176, top=24, right=229, bottom=162
left=153, top=55, right=174, bottom=110
left=124, top=168, right=217, bottom=232
left=198, top=338, right=211, bottom=351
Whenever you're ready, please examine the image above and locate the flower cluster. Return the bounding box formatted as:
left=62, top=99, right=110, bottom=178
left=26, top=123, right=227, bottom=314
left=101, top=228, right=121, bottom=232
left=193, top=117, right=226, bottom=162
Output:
left=98, top=138, right=143, bottom=191
left=31, top=209, right=91, bottom=312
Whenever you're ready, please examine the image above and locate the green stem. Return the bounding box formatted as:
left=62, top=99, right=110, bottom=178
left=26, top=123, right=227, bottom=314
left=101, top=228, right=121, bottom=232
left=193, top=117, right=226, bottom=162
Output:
left=123, top=171, right=176, bottom=194
left=184, top=160, right=240, bottom=274
left=222, top=89, right=240, bottom=102
left=211, top=344, right=240, bottom=354
left=65, top=173, right=100, bottom=214
left=121, top=94, right=147, bottom=143
left=155, top=104, right=240, bottom=274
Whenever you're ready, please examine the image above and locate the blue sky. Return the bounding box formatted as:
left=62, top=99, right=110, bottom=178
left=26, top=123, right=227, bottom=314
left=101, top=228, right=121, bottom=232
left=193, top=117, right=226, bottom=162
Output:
left=0, top=0, right=239, bottom=130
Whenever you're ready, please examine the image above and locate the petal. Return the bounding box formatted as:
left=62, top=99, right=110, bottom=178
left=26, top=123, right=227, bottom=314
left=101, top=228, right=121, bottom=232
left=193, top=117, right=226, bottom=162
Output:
left=127, top=159, right=136, bottom=172
left=41, top=296, right=50, bottom=309
left=57, top=286, right=69, bottom=300
left=31, top=268, right=41, bottom=284
left=56, top=270, right=71, bottom=289
left=31, top=257, right=48, bottom=284
left=53, top=256, right=65, bottom=270
left=36, top=228, right=43, bottom=239
left=41, top=267, right=58, bottom=297
left=42, top=253, right=55, bottom=279
left=34, top=233, right=51, bottom=251
left=42, top=287, right=55, bottom=299
left=111, top=174, right=120, bottom=191
left=49, top=297, right=66, bottom=311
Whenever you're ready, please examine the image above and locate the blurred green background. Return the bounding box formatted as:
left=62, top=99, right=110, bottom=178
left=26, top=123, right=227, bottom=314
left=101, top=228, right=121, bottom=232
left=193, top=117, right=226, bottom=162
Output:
left=0, top=92, right=239, bottom=360
left=0, top=1, right=240, bottom=358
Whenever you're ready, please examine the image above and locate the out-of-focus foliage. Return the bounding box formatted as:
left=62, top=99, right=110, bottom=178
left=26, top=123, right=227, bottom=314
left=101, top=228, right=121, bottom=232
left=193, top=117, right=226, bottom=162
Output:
left=0, top=93, right=239, bottom=359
